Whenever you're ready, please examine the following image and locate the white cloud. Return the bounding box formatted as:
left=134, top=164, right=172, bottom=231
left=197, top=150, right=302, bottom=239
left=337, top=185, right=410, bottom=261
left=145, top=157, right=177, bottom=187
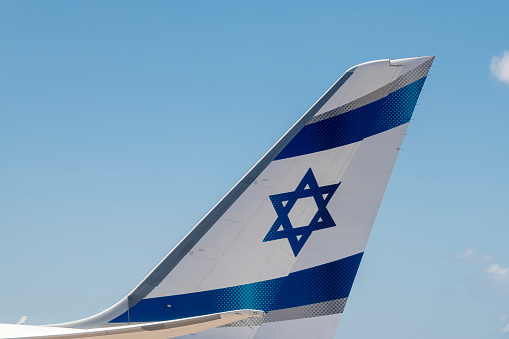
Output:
left=454, top=248, right=509, bottom=285
left=501, top=315, right=509, bottom=333
left=454, top=247, right=492, bottom=264
left=503, top=322, right=509, bottom=333
left=487, top=263, right=509, bottom=280
left=490, top=50, right=509, bottom=84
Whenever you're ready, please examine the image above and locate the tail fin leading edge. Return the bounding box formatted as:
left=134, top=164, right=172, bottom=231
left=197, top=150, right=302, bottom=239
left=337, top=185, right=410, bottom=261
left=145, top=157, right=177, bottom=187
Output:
left=57, top=56, right=434, bottom=339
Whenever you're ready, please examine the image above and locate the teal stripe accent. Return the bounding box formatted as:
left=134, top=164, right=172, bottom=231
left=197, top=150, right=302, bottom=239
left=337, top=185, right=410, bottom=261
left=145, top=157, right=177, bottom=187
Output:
left=110, top=253, right=363, bottom=323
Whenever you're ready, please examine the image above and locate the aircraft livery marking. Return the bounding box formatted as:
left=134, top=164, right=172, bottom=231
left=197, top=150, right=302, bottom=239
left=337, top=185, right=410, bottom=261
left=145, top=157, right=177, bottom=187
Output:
left=263, top=168, right=341, bottom=256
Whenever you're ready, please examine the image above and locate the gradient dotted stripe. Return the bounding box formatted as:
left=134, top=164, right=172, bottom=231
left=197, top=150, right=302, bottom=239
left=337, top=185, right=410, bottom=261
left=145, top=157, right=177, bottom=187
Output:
left=274, top=77, right=427, bottom=161
left=275, top=98, right=380, bottom=160
left=110, top=253, right=363, bottom=323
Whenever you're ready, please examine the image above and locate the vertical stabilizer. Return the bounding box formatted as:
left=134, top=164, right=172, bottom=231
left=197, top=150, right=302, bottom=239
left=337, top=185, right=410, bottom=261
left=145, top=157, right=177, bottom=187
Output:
left=56, top=56, right=434, bottom=339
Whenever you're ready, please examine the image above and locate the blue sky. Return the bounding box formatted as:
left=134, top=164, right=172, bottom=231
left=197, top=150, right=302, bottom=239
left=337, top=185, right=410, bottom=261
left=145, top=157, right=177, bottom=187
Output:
left=1, top=1, right=508, bottom=338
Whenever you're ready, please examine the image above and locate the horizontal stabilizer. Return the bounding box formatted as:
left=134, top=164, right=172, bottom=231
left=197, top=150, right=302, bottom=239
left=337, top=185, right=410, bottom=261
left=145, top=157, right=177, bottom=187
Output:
left=0, top=310, right=264, bottom=339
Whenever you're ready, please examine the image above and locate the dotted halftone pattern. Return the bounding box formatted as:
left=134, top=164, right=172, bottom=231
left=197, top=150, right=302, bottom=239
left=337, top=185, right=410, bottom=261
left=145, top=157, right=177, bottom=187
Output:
left=274, top=99, right=379, bottom=160
left=274, top=74, right=427, bottom=160
left=209, top=252, right=361, bottom=314
left=110, top=253, right=363, bottom=323
left=222, top=298, right=348, bottom=327
left=370, top=77, right=425, bottom=135
left=308, top=58, right=434, bottom=125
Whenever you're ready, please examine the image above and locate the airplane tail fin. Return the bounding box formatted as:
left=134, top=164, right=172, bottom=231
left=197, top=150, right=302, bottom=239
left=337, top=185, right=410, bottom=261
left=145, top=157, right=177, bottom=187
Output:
left=56, top=56, right=434, bottom=339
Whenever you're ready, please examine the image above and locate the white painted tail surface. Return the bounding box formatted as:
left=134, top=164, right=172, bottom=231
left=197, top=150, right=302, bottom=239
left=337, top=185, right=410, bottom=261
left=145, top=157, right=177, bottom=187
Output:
left=56, top=57, right=434, bottom=339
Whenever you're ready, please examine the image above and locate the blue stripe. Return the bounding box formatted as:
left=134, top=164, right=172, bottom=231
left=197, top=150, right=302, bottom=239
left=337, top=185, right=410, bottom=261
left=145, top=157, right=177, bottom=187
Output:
left=110, top=253, right=363, bottom=323
left=275, top=77, right=426, bottom=160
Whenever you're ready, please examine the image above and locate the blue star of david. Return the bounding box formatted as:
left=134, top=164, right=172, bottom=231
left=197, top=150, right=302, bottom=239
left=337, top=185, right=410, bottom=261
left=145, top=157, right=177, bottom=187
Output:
left=263, top=168, right=341, bottom=256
